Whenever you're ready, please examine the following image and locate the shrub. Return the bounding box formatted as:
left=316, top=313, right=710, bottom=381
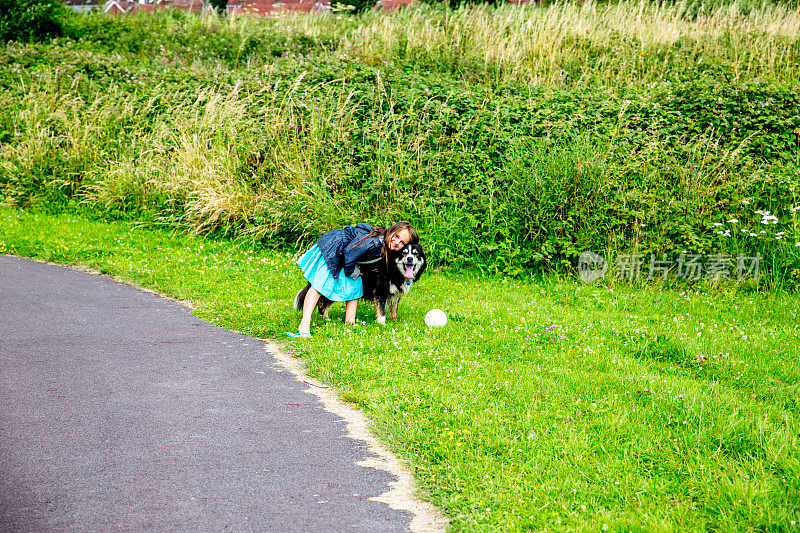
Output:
left=0, top=0, right=72, bottom=43
left=1, top=8, right=799, bottom=287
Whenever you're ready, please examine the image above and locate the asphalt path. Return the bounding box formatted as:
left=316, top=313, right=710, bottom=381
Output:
left=0, top=255, right=416, bottom=532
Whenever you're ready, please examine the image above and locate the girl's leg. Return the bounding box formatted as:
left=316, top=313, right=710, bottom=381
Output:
left=299, top=286, right=322, bottom=335
left=344, top=299, right=358, bottom=325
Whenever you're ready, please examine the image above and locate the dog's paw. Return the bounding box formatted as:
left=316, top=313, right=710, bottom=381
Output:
left=376, top=316, right=386, bottom=325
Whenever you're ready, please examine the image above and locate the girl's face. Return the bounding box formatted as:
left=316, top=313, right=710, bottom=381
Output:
left=388, top=229, right=412, bottom=252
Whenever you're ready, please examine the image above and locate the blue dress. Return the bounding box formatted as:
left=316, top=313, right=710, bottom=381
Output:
left=297, top=244, right=363, bottom=302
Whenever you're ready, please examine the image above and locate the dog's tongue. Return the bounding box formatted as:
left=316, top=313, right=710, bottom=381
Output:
left=404, top=265, right=415, bottom=280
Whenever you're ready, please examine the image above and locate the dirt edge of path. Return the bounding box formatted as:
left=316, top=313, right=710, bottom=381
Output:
left=266, top=340, right=449, bottom=533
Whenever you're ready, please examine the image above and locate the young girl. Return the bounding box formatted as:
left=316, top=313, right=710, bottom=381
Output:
left=288, top=221, right=419, bottom=337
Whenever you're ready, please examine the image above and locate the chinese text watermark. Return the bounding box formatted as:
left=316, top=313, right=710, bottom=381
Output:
left=579, top=252, right=761, bottom=283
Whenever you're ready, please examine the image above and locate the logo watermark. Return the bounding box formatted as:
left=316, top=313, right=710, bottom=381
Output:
left=578, top=251, right=608, bottom=283
left=578, top=252, right=761, bottom=283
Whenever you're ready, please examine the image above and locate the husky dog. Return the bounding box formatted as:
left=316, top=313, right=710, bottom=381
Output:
left=294, top=243, right=426, bottom=324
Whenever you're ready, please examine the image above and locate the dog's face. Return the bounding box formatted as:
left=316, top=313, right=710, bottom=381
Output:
left=392, top=243, right=426, bottom=282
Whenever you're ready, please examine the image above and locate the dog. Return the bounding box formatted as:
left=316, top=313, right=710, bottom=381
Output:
left=294, top=243, right=426, bottom=324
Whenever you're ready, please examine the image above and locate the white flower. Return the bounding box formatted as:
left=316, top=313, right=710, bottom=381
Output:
left=713, top=222, right=723, bottom=227
left=749, top=233, right=757, bottom=237
left=728, top=219, right=739, bottom=223
left=795, top=242, right=800, bottom=247
left=742, top=200, right=750, bottom=204
left=717, top=231, right=724, bottom=235
left=777, top=232, right=785, bottom=236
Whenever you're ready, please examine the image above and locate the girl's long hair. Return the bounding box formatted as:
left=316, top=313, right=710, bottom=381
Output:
left=350, top=221, right=419, bottom=264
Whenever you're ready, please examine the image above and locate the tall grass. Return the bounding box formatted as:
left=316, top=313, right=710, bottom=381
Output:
left=1, top=3, right=799, bottom=284
left=286, top=0, right=800, bottom=86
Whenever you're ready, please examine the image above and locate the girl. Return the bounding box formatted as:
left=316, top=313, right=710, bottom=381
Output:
left=288, top=221, right=419, bottom=337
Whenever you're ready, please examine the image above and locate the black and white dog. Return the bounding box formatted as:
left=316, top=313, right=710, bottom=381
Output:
left=294, top=243, right=426, bottom=324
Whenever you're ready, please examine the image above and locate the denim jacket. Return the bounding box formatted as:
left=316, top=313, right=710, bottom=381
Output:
left=316, top=223, right=383, bottom=279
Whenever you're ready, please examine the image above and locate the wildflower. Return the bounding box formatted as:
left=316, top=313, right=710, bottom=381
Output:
left=728, top=218, right=738, bottom=223
left=713, top=222, right=723, bottom=227
left=742, top=199, right=750, bottom=204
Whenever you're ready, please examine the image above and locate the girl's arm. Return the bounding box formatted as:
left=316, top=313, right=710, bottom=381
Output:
left=342, top=236, right=381, bottom=279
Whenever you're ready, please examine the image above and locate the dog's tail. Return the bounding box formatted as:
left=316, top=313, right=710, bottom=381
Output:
left=294, top=283, right=310, bottom=312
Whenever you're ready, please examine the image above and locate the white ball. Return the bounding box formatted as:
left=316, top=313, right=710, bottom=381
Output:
left=424, top=309, right=447, bottom=328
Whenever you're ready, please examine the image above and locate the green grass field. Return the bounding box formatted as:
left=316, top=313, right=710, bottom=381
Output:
left=2, top=2, right=800, bottom=528
left=3, top=207, right=798, bottom=531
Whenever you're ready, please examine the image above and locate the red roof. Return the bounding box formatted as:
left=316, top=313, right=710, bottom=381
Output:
left=103, top=0, right=134, bottom=13
left=129, top=3, right=157, bottom=11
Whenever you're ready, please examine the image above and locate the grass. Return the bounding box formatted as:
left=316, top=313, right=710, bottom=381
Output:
left=2, top=2, right=799, bottom=528
left=3, top=206, right=799, bottom=531
left=299, top=0, right=800, bottom=86
left=3, top=5, right=800, bottom=281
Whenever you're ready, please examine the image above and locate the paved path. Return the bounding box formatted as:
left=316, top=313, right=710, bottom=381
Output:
left=0, top=256, right=419, bottom=532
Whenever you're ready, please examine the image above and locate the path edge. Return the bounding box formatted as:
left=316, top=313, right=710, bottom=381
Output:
left=265, top=340, right=449, bottom=533
left=4, top=255, right=448, bottom=532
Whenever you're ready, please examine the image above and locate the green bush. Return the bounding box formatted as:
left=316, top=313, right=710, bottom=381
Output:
left=0, top=0, right=72, bottom=43
left=1, top=8, right=799, bottom=287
